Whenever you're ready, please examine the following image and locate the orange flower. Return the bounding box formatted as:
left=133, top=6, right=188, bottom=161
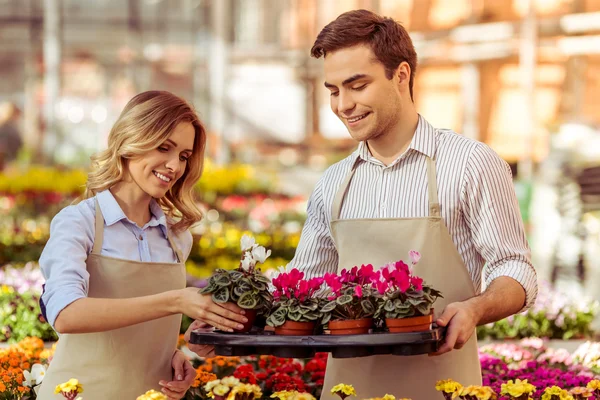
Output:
left=193, top=370, right=218, bottom=388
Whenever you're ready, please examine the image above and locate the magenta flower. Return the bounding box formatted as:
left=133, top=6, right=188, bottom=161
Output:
left=409, top=250, right=421, bottom=264
left=354, top=285, right=363, bottom=298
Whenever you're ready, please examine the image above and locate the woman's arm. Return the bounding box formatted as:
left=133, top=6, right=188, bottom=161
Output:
left=54, top=288, right=247, bottom=334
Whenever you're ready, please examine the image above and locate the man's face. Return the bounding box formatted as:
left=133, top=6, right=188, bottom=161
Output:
left=324, top=44, right=404, bottom=142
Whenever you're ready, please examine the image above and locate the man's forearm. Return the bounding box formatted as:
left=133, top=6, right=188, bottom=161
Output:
left=464, top=276, right=526, bottom=326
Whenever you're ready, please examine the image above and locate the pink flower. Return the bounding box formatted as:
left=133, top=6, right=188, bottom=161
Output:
left=410, top=276, right=423, bottom=291
left=409, top=250, right=421, bottom=264
left=354, top=285, right=363, bottom=298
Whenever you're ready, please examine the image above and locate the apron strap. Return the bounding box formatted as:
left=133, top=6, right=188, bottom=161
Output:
left=92, top=198, right=105, bottom=255
left=166, top=229, right=184, bottom=264
left=426, top=156, right=440, bottom=217
left=331, top=158, right=360, bottom=221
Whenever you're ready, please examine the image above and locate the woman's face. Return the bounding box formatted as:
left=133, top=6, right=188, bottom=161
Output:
left=127, top=121, right=195, bottom=199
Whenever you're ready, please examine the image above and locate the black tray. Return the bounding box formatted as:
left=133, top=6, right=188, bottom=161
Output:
left=189, top=326, right=446, bottom=359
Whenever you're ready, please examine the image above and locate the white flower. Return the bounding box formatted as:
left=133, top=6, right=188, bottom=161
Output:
left=240, top=235, right=256, bottom=251
left=221, top=376, right=240, bottom=387
left=251, top=246, right=271, bottom=264
left=23, top=363, right=46, bottom=387
left=241, top=254, right=254, bottom=270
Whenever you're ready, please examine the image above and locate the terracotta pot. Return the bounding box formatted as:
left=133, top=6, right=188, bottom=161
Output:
left=274, top=320, right=316, bottom=336
left=328, top=318, right=373, bottom=335
left=386, top=313, right=433, bottom=333
left=234, top=308, right=258, bottom=333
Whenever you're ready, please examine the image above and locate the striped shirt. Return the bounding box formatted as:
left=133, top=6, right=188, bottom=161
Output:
left=288, top=114, right=537, bottom=310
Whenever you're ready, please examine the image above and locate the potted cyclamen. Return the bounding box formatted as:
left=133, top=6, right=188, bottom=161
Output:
left=266, top=268, right=325, bottom=335
left=374, top=251, right=443, bottom=333
left=200, top=234, right=273, bottom=332
left=320, top=264, right=380, bottom=335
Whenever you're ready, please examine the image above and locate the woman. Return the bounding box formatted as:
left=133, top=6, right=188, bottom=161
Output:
left=38, top=91, right=247, bottom=399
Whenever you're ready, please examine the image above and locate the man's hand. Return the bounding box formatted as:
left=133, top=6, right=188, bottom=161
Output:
left=184, top=320, right=216, bottom=358
left=158, top=349, right=196, bottom=399
left=429, top=300, right=481, bottom=356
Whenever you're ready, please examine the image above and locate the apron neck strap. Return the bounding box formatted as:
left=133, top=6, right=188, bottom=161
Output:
left=92, top=198, right=105, bottom=255
left=93, top=197, right=184, bottom=262
left=331, top=154, right=441, bottom=220
left=426, top=156, right=440, bottom=217
left=166, top=230, right=183, bottom=263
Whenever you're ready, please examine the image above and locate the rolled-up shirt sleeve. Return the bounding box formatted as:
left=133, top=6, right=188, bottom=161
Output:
left=40, top=205, right=94, bottom=329
left=461, top=142, right=538, bottom=311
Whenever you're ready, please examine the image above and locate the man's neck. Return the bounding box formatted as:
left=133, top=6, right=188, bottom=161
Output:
left=366, top=110, right=419, bottom=166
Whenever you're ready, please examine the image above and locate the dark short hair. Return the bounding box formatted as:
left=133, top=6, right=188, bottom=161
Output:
left=311, top=9, right=417, bottom=100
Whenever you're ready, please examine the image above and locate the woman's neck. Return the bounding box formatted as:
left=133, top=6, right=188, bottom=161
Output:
left=109, top=183, right=152, bottom=227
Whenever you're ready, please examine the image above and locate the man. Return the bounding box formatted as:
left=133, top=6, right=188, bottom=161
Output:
left=285, top=9, right=537, bottom=399
left=185, top=9, right=537, bottom=398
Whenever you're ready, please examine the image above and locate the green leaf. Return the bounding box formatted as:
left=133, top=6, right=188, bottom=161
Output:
left=320, top=301, right=337, bottom=313
left=233, top=285, right=248, bottom=297
left=229, top=271, right=244, bottom=282
left=304, top=312, right=319, bottom=320
left=416, top=303, right=431, bottom=315
left=212, top=287, right=229, bottom=303
left=238, top=292, right=259, bottom=309
left=214, top=274, right=232, bottom=287
left=321, top=313, right=331, bottom=325
left=300, top=302, right=319, bottom=311
left=336, top=295, right=353, bottom=305
left=250, top=280, right=267, bottom=291
left=384, top=300, right=395, bottom=312
left=361, top=300, right=375, bottom=314
left=254, top=274, right=271, bottom=284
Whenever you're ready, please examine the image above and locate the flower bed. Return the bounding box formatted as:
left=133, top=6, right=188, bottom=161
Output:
left=4, top=336, right=600, bottom=400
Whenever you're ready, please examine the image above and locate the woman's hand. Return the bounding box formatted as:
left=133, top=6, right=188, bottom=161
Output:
left=178, top=287, right=247, bottom=332
left=184, top=320, right=216, bottom=357
left=158, top=350, right=195, bottom=399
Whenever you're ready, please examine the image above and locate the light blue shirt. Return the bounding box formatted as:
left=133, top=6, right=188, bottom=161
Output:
left=39, top=190, right=193, bottom=329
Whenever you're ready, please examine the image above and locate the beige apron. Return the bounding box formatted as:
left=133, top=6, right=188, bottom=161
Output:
left=38, top=199, right=186, bottom=399
left=321, top=156, right=482, bottom=400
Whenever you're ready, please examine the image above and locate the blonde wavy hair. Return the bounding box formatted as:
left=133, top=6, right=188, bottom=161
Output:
left=83, top=90, right=206, bottom=233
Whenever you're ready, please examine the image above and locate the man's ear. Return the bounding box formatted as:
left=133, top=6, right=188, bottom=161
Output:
left=396, top=61, right=411, bottom=89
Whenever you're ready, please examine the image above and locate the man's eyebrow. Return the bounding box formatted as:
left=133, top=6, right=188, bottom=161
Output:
left=324, top=74, right=369, bottom=89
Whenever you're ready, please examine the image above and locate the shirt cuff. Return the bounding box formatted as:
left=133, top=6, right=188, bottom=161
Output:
left=485, top=259, right=538, bottom=313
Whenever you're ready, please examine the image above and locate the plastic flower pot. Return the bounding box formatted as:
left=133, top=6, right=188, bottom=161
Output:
left=235, top=308, right=258, bottom=333
left=328, top=318, right=374, bottom=335
left=274, top=320, right=316, bottom=336
left=386, top=312, right=433, bottom=333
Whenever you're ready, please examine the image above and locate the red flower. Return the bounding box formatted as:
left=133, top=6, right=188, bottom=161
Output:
left=233, top=364, right=257, bottom=384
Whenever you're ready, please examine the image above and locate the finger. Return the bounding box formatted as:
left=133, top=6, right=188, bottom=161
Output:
left=172, top=358, right=184, bottom=382
left=212, top=303, right=249, bottom=324
left=201, top=311, right=246, bottom=332
left=219, top=301, right=246, bottom=315
left=161, top=386, right=185, bottom=398
left=161, top=380, right=189, bottom=392
left=436, top=305, right=458, bottom=327
left=188, top=344, right=214, bottom=357
left=430, top=320, right=459, bottom=356
left=183, top=360, right=196, bottom=385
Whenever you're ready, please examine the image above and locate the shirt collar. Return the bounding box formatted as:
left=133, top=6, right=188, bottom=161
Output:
left=96, top=190, right=169, bottom=237
left=354, top=114, right=437, bottom=164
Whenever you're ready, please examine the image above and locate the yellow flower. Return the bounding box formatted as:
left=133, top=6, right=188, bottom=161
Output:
left=205, top=379, right=221, bottom=392
left=587, top=380, right=600, bottom=391
left=54, top=378, right=83, bottom=394
left=569, top=387, right=594, bottom=398
left=436, top=379, right=463, bottom=394
left=364, top=396, right=398, bottom=400
left=331, top=383, right=357, bottom=398
left=501, top=379, right=536, bottom=398
left=271, top=391, right=295, bottom=400
left=226, top=383, right=263, bottom=400
left=221, top=376, right=241, bottom=387
left=137, top=389, right=168, bottom=400
left=213, top=384, right=231, bottom=397
left=541, top=386, right=574, bottom=400
left=453, top=386, right=497, bottom=400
